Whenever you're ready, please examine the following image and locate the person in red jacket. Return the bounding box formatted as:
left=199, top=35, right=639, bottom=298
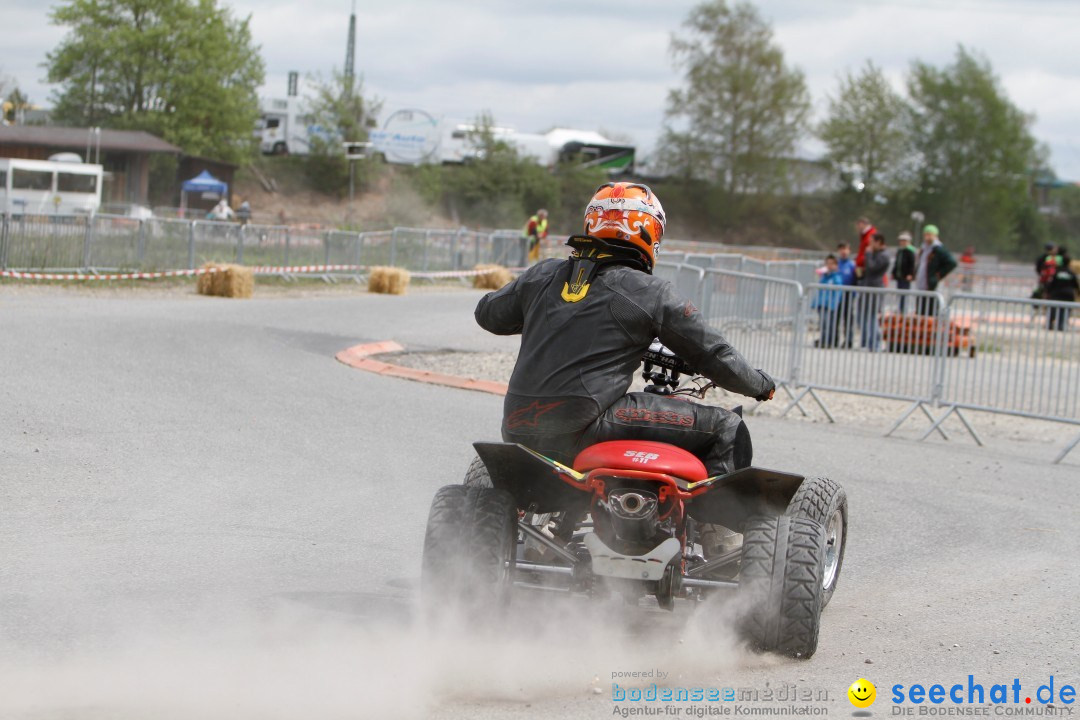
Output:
left=854, top=216, right=877, bottom=283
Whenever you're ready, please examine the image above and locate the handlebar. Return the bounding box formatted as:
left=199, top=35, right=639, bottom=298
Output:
left=640, top=341, right=773, bottom=402
left=642, top=341, right=700, bottom=395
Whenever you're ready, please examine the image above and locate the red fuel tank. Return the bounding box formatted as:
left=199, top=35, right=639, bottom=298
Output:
left=573, top=440, right=708, bottom=481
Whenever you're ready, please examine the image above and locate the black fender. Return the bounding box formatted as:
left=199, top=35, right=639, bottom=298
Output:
left=473, top=442, right=587, bottom=513
left=685, top=467, right=805, bottom=532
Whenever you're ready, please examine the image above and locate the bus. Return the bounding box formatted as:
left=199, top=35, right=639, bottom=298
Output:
left=0, top=157, right=104, bottom=215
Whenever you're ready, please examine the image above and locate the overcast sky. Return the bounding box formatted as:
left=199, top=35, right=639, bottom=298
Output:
left=4, top=0, right=1080, bottom=178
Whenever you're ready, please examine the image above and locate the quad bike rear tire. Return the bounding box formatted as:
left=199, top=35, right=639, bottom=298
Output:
left=421, top=484, right=516, bottom=624
left=785, top=476, right=847, bottom=609
left=463, top=456, right=493, bottom=488
left=737, top=515, right=825, bottom=659
left=465, top=455, right=559, bottom=562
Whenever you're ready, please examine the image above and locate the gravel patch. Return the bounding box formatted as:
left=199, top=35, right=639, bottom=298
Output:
left=389, top=350, right=516, bottom=382
left=387, top=349, right=1079, bottom=453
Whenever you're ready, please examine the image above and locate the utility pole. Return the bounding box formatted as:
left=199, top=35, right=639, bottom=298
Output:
left=344, top=0, right=356, bottom=96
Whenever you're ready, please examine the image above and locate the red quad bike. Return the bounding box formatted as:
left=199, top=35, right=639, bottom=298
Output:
left=421, top=345, right=848, bottom=659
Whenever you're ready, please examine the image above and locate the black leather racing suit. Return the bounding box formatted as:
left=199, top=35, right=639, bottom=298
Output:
left=475, top=257, right=775, bottom=475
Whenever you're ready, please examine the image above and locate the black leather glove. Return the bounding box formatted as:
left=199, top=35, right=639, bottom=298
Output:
left=754, top=370, right=776, bottom=402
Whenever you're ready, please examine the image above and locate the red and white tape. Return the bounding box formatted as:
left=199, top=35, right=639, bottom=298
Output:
left=0, top=267, right=216, bottom=281
left=249, top=264, right=366, bottom=274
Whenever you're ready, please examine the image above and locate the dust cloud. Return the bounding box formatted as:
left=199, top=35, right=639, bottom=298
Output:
left=0, top=587, right=771, bottom=719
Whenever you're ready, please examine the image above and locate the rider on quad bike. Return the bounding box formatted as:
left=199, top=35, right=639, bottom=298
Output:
left=426, top=182, right=845, bottom=659
left=475, top=181, right=776, bottom=483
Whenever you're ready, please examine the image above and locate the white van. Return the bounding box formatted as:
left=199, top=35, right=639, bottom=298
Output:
left=0, top=158, right=104, bottom=215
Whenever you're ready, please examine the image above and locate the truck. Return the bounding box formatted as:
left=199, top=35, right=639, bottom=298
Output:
left=515, top=128, right=635, bottom=174
left=369, top=109, right=635, bottom=173
left=255, top=97, right=335, bottom=156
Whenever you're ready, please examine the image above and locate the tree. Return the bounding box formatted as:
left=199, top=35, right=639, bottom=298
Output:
left=0, top=70, right=13, bottom=103
left=907, top=46, right=1044, bottom=253
left=302, top=70, right=382, bottom=196
left=3, top=87, right=32, bottom=124
left=305, top=69, right=380, bottom=146
left=819, top=61, right=912, bottom=197
left=1047, top=184, right=1080, bottom=251
left=449, top=112, right=558, bottom=226
left=659, top=0, right=811, bottom=202
left=46, top=0, right=265, bottom=164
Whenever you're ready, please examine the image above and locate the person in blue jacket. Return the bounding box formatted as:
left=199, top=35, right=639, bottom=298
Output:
left=835, top=243, right=857, bottom=346
left=813, top=254, right=846, bottom=347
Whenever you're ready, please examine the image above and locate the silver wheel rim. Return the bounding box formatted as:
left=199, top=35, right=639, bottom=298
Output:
left=823, top=508, right=843, bottom=590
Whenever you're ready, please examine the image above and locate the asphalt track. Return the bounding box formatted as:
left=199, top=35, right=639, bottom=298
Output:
left=1, top=287, right=1077, bottom=720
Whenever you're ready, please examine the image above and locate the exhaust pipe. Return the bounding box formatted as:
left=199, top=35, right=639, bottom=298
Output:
left=615, top=492, right=650, bottom=516
left=607, top=490, right=659, bottom=541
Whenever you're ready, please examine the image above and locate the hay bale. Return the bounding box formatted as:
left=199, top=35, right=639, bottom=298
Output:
left=472, top=264, right=513, bottom=290
left=197, top=263, right=254, bottom=299
left=368, top=266, right=410, bottom=295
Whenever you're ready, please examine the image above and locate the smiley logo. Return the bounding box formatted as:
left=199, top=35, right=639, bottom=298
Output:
left=848, top=678, right=876, bottom=708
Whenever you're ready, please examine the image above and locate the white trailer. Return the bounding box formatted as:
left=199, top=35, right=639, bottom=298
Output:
left=370, top=110, right=635, bottom=174
left=256, top=97, right=324, bottom=156
left=0, top=157, right=103, bottom=215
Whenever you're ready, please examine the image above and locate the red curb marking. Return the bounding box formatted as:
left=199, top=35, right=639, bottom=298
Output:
left=334, top=341, right=509, bottom=396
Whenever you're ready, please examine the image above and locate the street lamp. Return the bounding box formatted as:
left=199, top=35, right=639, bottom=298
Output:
left=343, top=141, right=372, bottom=225
left=910, top=210, right=924, bottom=240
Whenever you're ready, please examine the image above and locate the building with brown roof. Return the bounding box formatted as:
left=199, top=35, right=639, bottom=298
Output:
left=0, top=126, right=180, bottom=208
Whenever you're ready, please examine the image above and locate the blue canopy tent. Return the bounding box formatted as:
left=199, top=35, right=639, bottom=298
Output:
left=180, top=170, right=229, bottom=217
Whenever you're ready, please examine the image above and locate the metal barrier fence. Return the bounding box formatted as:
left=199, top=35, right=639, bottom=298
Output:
left=664, top=238, right=824, bottom=261
left=800, top=284, right=949, bottom=405
left=0, top=214, right=530, bottom=274
left=5, top=214, right=1047, bottom=294
left=0, top=214, right=89, bottom=270
left=654, top=261, right=706, bottom=310
left=701, top=269, right=803, bottom=386
left=939, top=266, right=1040, bottom=299
left=941, top=294, right=1079, bottom=429
left=3, top=218, right=1076, bottom=462
left=663, top=264, right=1080, bottom=463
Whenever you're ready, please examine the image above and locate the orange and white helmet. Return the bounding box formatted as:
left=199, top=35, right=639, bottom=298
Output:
left=583, top=182, right=666, bottom=269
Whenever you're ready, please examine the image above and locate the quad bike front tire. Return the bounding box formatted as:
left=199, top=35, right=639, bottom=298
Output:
left=421, top=484, right=516, bottom=624
left=785, top=476, right=847, bottom=609
left=737, top=515, right=826, bottom=659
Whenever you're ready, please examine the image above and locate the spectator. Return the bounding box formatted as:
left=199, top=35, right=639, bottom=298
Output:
left=863, top=233, right=891, bottom=288
left=914, top=224, right=957, bottom=316
left=959, top=246, right=976, bottom=293
left=860, top=232, right=890, bottom=351
left=835, top=243, right=857, bottom=346
left=1035, top=242, right=1055, bottom=275
left=892, top=231, right=917, bottom=312
left=1045, top=248, right=1079, bottom=331
left=524, top=208, right=549, bottom=265
left=812, top=254, right=845, bottom=348
left=854, top=216, right=877, bottom=283
left=1036, top=244, right=1064, bottom=300
left=208, top=198, right=234, bottom=221
left=237, top=200, right=252, bottom=225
